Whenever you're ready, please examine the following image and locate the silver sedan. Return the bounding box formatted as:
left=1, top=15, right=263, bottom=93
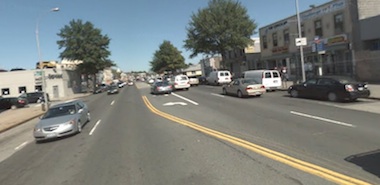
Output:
left=33, top=100, right=90, bottom=142
left=222, top=78, right=266, bottom=98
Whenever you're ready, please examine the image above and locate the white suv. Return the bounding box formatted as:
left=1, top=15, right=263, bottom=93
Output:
left=172, top=75, right=190, bottom=90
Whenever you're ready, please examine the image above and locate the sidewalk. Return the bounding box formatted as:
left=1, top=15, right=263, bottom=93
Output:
left=281, top=81, right=380, bottom=100
left=0, top=93, right=91, bottom=134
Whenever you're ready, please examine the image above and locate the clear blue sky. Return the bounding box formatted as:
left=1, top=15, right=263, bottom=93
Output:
left=0, top=0, right=330, bottom=72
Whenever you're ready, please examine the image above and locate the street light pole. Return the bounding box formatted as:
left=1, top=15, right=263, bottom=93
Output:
left=36, top=7, right=59, bottom=111
left=296, top=0, right=306, bottom=82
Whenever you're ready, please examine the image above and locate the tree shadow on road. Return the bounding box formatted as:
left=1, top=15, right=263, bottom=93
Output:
left=345, top=149, right=380, bottom=178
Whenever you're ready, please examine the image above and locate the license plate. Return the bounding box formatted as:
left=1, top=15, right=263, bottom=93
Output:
left=274, top=80, right=278, bottom=83
left=358, top=87, right=364, bottom=91
left=46, top=133, right=56, bottom=138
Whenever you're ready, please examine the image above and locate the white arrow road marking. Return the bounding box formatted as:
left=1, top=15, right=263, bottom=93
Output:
left=163, top=102, right=187, bottom=106
left=110, top=100, right=115, bottom=105
left=211, top=93, right=225, bottom=98
left=290, top=111, right=356, bottom=128
left=171, top=93, right=199, bottom=105
left=89, top=120, right=101, bottom=135
left=15, top=141, right=29, bottom=150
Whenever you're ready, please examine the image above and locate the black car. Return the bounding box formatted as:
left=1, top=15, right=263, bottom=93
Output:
left=0, top=97, right=28, bottom=109
left=288, top=76, right=370, bottom=102
left=19, top=92, right=49, bottom=103
left=107, top=85, right=119, bottom=95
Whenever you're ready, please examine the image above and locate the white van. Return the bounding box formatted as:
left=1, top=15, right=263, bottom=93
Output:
left=241, top=70, right=282, bottom=91
left=206, top=70, right=232, bottom=85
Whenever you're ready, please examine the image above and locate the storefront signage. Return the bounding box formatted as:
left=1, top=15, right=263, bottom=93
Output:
left=327, top=34, right=347, bottom=46
left=272, top=46, right=289, bottom=54
left=301, top=0, right=345, bottom=21
left=263, top=20, right=290, bottom=34
left=48, top=74, right=63, bottom=79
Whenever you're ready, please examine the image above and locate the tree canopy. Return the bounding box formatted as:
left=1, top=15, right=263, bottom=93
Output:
left=184, top=0, right=256, bottom=61
left=57, top=19, right=114, bottom=75
left=150, top=40, right=187, bottom=73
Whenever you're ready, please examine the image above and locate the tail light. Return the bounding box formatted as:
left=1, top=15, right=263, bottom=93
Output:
left=345, top=85, right=354, bottom=92
left=174, top=82, right=178, bottom=85
left=18, top=100, right=25, bottom=104
left=156, top=87, right=160, bottom=90
left=261, top=85, right=265, bottom=89
left=246, top=87, right=253, bottom=91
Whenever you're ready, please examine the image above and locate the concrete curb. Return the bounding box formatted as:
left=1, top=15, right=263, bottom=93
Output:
left=0, top=112, right=45, bottom=134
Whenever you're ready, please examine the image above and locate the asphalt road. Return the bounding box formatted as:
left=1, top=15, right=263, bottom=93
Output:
left=0, top=82, right=378, bottom=184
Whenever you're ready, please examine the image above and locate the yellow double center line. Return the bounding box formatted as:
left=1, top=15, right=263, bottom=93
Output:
left=142, top=96, right=370, bottom=185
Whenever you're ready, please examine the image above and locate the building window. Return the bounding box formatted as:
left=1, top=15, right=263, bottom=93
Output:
left=283, top=29, right=290, bottom=45
left=272, top=32, right=278, bottom=47
left=18, top=86, right=26, bottom=94
left=263, top=35, right=268, bottom=49
left=1, top=88, right=10, bottom=95
left=301, top=24, right=305, bottom=37
left=35, top=85, right=42, bottom=92
left=315, top=20, right=323, bottom=37
left=334, top=13, right=344, bottom=34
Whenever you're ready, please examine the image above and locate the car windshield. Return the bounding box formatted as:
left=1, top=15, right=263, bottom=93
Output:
left=155, top=81, right=169, bottom=86
left=42, top=105, right=76, bottom=119
left=334, top=76, right=357, bottom=84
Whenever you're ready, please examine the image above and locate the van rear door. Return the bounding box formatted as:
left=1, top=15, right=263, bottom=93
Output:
left=262, top=71, right=282, bottom=90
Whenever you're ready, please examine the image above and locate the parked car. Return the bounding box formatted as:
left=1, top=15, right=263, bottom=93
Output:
left=127, top=80, right=134, bottom=86
left=188, top=76, right=200, bottom=86
left=33, top=100, right=91, bottom=142
left=240, top=70, right=282, bottom=91
left=222, top=78, right=266, bottom=98
left=206, top=70, right=232, bottom=85
left=107, top=85, right=119, bottom=95
left=0, top=97, right=28, bottom=109
left=19, top=92, right=49, bottom=103
left=150, top=81, right=173, bottom=95
left=171, top=75, right=190, bottom=90
left=93, top=88, right=103, bottom=94
left=288, top=76, right=370, bottom=102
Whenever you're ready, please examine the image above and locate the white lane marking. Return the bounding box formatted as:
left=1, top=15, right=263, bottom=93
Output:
left=211, top=93, right=225, bottom=98
left=110, top=100, right=115, bottom=105
left=290, top=111, right=356, bottom=128
left=171, top=93, right=199, bottom=105
left=163, top=102, right=187, bottom=106
left=15, top=141, right=29, bottom=150
left=89, top=120, right=101, bottom=135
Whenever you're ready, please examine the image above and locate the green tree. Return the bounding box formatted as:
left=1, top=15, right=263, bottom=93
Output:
left=184, top=0, right=257, bottom=67
left=150, top=40, right=186, bottom=73
left=57, top=19, right=114, bottom=90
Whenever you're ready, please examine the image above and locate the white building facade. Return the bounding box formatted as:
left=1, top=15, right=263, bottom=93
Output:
left=0, top=69, right=82, bottom=101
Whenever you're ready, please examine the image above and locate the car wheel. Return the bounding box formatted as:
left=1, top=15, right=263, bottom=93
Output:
left=222, top=88, right=227, bottom=95
left=77, top=121, right=82, bottom=133
left=237, top=90, right=243, bottom=98
left=87, top=112, right=91, bottom=123
left=186, top=88, right=189, bottom=91
left=327, top=92, right=338, bottom=102
left=290, top=89, right=298, bottom=98
left=11, top=105, right=17, bottom=109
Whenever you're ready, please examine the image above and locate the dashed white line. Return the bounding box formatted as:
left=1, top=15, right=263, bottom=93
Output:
left=89, top=120, right=101, bottom=135
left=110, top=100, right=115, bottom=105
left=211, top=93, right=225, bottom=98
left=15, top=141, right=29, bottom=150
left=290, top=111, right=356, bottom=128
left=171, top=93, right=199, bottom=105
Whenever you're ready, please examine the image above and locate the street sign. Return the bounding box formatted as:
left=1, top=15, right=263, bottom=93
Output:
left=295, top=37, right=307, bottom=46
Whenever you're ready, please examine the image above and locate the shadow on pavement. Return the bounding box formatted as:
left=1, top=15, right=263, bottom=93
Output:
left=345, top=149, right=380, bottom=178
left=282, top=94, right=375, bottom=104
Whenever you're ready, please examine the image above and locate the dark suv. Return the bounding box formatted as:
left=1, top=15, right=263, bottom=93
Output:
left=0, top=97, right=28, bottom=110
left=19, top=92, right=49, bottom=103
